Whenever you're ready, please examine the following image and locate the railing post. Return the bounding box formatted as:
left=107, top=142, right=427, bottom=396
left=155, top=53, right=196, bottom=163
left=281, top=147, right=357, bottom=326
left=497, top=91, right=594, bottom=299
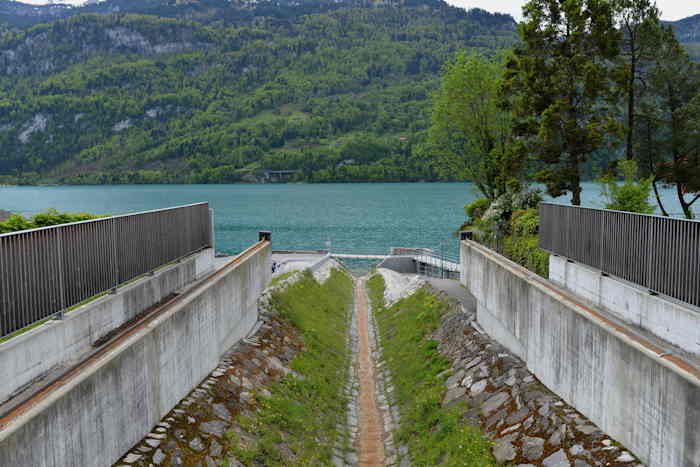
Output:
left=209, top=207, right=215, bottom=252
left=110, top=217, right=118, bottom=294
left=56, top=228, right=66, bottom=320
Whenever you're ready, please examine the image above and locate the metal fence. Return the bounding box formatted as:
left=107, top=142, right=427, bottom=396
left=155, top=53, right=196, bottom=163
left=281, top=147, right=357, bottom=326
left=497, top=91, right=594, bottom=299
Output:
left=539, top=202, right=700, bottom=308
left=0, top=203, right=213, bottom=338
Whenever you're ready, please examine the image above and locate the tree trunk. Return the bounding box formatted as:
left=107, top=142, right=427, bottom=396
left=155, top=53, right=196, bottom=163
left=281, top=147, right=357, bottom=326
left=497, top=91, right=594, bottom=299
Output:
left=626, top=75, right=635, bottom=160
left=570, top=152, right=582, bottom=206
left=677, top=183, right=694, bottom=219
left=571, top=184, right=582, bottom=206
left=652, top=179, right=669, bottom=216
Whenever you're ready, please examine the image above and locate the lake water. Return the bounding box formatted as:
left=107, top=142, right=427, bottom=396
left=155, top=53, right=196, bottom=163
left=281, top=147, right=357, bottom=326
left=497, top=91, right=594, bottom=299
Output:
left=0, top=182, right=687, bottom=258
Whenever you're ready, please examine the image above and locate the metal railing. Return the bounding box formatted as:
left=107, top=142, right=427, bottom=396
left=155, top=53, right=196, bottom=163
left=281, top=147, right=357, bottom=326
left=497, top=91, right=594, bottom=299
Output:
left=0, top=203, right=213, bottom=339
left=539, top=202, right=700, bottom=308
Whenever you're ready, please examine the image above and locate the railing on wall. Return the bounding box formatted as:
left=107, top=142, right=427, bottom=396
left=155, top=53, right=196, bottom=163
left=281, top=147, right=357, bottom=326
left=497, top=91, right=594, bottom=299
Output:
left=539, top=202, right=700, bottom=308
left=0, top=203, right=213, bottom=339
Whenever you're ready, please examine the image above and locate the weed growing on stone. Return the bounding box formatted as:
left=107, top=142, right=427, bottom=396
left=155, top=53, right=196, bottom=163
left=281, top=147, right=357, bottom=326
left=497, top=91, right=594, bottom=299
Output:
left=367, top=273, right=496, bottom=467
left=226, top=269, right=353, bottom=466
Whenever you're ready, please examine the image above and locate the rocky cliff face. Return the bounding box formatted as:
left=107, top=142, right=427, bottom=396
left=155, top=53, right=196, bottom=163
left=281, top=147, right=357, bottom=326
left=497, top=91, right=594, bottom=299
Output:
left=0, top=15, right=215, bottom=76
left=671, top=14, right=700, bottom=43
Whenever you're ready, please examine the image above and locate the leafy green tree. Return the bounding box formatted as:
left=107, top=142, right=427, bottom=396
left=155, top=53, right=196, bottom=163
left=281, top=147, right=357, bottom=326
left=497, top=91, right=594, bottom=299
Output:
left=636, top=26, right=700, bottom=218
left=613, top=0, right=661, bottom=161
left=503, top=0, right=622, bottom=205
left=428, top=52, right=518, bottom=201
left=598, top=159, right=655, bottom=213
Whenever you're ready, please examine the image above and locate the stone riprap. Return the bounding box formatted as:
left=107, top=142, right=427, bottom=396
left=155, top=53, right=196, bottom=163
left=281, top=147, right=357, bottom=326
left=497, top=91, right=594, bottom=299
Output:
left=113, top=308, right=303, bottom=466
left=369, top=293, right=408, bottom=467
left=433, top=299, right=643, bottom=467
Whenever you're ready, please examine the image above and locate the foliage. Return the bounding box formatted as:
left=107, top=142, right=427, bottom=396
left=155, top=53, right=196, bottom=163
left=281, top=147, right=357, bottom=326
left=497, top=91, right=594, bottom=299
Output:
left=612, top=0, right=661, bottom=161
left=510, top=207, right=540, bottom=235
left=0, top=209, right=103, bottom=233
left=503, top=0, right=623, bottom=205
left=367, top=275, right=496, bottom=466
left=598, top=159, right=654, bottom=213
left=226, top=269, right=354, bottom=465
left=428, top=51, right=520, bottom=200
left=502, top=209, right=549, bottom=277
left=0, top=7, right=518, bottom=185
left=636, top=26, right=700, bottom=218
left=461, top=191, right=549, bottom=277
left=464, top=197, right=490, bottom=221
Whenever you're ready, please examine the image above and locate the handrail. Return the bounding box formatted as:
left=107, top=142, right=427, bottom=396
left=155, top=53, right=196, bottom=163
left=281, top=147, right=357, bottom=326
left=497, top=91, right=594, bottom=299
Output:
left=0, top=203, right=213, bottom=338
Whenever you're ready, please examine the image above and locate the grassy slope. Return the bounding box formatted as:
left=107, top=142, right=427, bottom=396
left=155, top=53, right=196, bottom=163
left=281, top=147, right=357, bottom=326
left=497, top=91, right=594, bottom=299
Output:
left=226, top=269, right=354, bottom=466
left=367, top=274, right=496, bottom=466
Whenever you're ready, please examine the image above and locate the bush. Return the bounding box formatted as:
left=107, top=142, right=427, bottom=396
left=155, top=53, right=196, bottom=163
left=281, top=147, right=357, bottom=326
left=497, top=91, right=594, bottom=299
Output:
left=503, top=234, right=549, bottom=277
left=599, top=160, right=655, bottom=214
left=0, top=209, right=103, bottom=234
left=510, top=208, right=539, bottom=236
left=464, top=198, right=490, bottom=220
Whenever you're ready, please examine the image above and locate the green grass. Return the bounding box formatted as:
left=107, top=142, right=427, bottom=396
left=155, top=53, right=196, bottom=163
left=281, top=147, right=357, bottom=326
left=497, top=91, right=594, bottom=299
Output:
left=226, top=269, right=354, bottom=466
left=367, top=274, right=496, bottom=467
left=270, top=271, right=296, bottom=287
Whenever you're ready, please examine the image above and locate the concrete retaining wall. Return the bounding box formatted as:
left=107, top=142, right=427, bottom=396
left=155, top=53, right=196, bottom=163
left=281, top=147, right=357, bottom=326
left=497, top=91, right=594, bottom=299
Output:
left=0, top=243, right=270, bottom=467
left=377, top=256, right=417, bottom=274
left=461, top=240, right=700, bottom=467
left=550, top=255, right=700, bottom=355
left=0, top=248, right=214, bottom=406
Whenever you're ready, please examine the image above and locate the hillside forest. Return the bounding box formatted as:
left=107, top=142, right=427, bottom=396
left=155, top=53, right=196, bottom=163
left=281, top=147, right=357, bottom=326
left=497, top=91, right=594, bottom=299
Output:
left=0, top=0, right=697, bottom=188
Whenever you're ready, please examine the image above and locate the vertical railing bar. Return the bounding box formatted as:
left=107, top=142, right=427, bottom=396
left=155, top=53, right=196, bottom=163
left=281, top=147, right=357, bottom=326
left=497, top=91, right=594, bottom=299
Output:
left=0, top=204, right=210, bottom=334
left=0, top=236, right=7, bottom=336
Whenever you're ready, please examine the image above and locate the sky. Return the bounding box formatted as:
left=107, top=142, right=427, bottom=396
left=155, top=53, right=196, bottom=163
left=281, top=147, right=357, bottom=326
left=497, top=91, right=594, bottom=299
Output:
left=15, top=0, right=700, bottom=22
left=444, top=0, right=699, bottom=21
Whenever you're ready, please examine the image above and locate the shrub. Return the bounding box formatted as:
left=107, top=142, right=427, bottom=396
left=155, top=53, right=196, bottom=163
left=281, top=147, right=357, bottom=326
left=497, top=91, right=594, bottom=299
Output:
left=599, top=160, right=655, bottom=214
left=0, top=209, right=103, bottom=234
left=464, top=198, right=490, bottom=221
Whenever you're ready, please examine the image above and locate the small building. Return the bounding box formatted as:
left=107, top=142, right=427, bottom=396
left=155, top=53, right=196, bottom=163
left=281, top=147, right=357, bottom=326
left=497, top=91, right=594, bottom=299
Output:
left=0, top=210, right=12, bottom=222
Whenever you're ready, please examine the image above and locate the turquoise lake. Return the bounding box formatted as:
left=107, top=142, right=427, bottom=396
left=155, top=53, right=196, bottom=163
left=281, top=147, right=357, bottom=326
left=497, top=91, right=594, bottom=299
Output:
left=0, top=182, right=686, bottom=258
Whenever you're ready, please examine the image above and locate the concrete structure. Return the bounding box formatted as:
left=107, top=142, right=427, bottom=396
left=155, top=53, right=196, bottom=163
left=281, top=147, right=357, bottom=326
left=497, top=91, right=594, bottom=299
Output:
left=0, top=242, right=270, bottom=467
left=549, top=255, right=700, bottom=355
left=461, top=239, right=700, bottom=467
left=0, top=248, right=215, bottom=407
left=377, top=254, right=460, bottom=280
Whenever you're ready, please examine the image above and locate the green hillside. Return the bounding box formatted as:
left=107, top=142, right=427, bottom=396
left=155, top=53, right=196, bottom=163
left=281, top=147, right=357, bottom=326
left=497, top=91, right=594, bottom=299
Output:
left=0, top=4, right=517, bottom=184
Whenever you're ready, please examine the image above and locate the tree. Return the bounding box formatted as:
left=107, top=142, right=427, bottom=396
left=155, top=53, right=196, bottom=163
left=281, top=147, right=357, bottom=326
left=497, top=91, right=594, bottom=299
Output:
left=636, top=26, right=700, bottom=218
left=598, top=159, right=655, bottom=213
left=502, top=0, right=622, bottom=205
left=428, top=52, right=519, bottom=201
left=612, top=0, right=660, bottom=161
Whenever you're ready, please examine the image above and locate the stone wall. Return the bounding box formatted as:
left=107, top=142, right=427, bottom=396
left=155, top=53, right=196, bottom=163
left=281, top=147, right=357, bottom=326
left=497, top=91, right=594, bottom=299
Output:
left=0, top=243, right=270, bottom=467
left=461, top=239, right=700, bottom=467
left=435, top=303, right=641, bottom=466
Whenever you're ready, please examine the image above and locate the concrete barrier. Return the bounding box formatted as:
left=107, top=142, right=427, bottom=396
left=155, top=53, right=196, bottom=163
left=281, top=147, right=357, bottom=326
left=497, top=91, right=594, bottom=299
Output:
left=461, top=239, right=700, bottom=467
left=0, top=248, right=214, bottom=406
left=550, top=255, right=700, bottom=355
left=0, top=242, right=270, bottom=467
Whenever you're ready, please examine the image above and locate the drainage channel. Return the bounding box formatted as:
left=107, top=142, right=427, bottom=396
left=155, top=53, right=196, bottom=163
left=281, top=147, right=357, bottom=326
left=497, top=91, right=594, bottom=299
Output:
left=355, top=278, right=388, bottom=466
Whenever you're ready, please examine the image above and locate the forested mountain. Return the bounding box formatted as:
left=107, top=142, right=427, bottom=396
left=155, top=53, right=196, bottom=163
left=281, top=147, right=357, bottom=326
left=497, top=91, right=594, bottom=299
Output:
left=670, top=14, right=700, bottom=60
left=0, top=1, right=518, bottom=184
